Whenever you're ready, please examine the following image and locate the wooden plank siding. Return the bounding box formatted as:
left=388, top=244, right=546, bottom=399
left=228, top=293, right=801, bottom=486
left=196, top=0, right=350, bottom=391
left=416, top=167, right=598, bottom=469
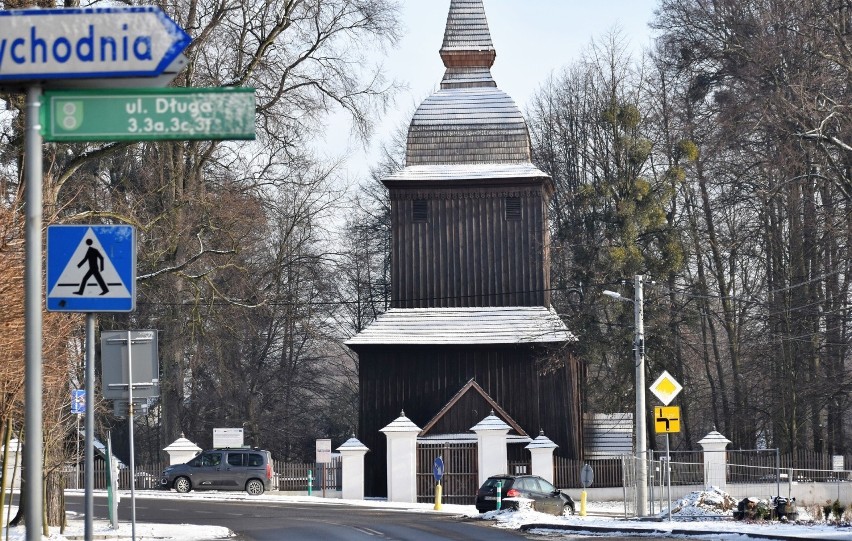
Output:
left=390, top=186, right=550, bottom=308
left=355, top=344, right=582, bottom=498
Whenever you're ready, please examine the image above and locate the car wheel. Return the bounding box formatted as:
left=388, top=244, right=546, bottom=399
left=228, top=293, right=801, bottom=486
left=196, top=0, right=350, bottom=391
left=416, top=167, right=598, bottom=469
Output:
left=246, top=479, right=265, bottom=495
left=174, top=476, right=191, bottom=493
left=562, top=503, right=575, bottom=516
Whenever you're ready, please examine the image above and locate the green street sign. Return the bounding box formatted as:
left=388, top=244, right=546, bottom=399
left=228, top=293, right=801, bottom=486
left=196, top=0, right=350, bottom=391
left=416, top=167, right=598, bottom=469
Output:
left=42, top=87, right=255, bottom=141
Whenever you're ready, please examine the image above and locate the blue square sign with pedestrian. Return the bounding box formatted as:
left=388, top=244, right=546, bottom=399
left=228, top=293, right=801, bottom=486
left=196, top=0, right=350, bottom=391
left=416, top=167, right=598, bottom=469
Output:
left=47, top=225, right=136, bottom=312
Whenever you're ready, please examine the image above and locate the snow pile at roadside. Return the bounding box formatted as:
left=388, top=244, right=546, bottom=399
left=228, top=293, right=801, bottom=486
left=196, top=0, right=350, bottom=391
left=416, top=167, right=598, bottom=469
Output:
left=1, top=505, right=232, bottom=541
left=480, top=507, right=544, bottom=530
left=660, top=486, right=738, bottom=517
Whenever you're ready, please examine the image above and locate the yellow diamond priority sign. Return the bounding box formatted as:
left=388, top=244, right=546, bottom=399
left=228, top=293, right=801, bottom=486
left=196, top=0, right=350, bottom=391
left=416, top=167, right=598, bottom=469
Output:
left=649, top=370, right=682, bottom=406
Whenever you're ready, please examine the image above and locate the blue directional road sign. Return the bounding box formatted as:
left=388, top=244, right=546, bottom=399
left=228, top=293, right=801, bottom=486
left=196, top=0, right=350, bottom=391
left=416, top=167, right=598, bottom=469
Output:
left=433, top=456, right=444, bottom=482
left=71, top=389, right=85, bottom=414
left=0, top=7, right=190, bottom=81
left=46, top=225, right=135, bottom=312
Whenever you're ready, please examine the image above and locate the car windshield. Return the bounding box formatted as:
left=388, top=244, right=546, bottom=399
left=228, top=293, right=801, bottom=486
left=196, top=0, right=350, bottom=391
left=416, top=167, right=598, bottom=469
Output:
left=200, top=453, right=221, bottom=467
left=539, top=478, right=556, bottom=492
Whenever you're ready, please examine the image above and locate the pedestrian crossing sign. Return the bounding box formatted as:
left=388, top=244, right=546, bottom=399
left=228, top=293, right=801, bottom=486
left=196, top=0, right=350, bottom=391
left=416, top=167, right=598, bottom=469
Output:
left=47, top=225, right=135, bottom=312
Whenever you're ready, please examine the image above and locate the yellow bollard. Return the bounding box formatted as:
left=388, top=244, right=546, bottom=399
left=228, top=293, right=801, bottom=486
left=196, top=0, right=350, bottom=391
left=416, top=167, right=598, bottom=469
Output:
left=434, top=482, right=443, bottom=510
left=580, top=490, right=587, bottom=516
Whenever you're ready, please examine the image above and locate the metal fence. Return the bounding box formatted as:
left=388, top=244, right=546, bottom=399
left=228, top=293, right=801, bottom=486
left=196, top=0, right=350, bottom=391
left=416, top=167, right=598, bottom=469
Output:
left=554, top=456, right=626, bottom=488
left=620, top=451, right=852, bottom=518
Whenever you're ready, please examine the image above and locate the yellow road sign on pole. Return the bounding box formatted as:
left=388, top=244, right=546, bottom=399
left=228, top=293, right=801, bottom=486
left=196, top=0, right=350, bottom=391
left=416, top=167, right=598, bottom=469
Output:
left=654, top=406, right=681, bottom=433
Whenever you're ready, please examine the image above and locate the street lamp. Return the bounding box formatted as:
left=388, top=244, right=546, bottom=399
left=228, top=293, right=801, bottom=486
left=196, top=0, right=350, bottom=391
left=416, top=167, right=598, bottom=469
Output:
left=603, top=275, right=648, bottom=517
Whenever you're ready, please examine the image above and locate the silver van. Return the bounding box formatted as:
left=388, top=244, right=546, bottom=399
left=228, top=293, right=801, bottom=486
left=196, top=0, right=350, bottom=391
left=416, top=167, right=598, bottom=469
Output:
left=160, top=448, right=273, bottom=495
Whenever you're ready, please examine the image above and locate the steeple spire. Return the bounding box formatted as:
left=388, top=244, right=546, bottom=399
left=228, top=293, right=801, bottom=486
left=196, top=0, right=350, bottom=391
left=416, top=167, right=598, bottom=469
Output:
left=439, top=0, right=496, bottom=88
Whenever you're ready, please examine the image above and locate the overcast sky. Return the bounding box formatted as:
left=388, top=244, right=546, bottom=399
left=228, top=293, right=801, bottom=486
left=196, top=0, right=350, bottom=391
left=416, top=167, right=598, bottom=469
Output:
left=320, top=0, right=661, bottom=183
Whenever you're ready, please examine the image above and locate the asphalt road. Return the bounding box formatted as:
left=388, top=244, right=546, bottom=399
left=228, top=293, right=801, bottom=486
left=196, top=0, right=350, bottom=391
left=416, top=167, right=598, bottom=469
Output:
left=63, top=493, right=678, bottom=541
left=65, top=493, right=527, bottom=540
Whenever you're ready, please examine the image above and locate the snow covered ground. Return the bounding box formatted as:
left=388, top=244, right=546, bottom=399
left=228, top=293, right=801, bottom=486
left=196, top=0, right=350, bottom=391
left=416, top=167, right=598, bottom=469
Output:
left=2, top=487, right=852, bottom=540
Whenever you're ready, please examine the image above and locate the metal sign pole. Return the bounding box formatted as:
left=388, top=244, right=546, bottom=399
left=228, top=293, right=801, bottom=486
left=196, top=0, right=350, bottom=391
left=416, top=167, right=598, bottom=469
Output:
left=75, top=415, right=80, bottom=489
left=24, top=84, right=44, bottom=541
left=666, top=434, right=672, bottom=521
left=85, top=314, right=95, bottom=541
left=634, top=274, right=648, bottom=517
left=127, top=330, right=137, bottom=541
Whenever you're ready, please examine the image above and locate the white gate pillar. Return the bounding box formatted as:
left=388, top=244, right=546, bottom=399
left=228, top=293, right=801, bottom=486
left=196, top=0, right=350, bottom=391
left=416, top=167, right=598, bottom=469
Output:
left=162, top=433, right=201, bottom=465
left=380, top=411, right=421, bottom=503
left=337, top=436, right=369, bottom=500
left=471, top=411, right=510, bottom=488
left=526, top=430, right=558, bottom=484
left=698, top=430, right=731, bottom=489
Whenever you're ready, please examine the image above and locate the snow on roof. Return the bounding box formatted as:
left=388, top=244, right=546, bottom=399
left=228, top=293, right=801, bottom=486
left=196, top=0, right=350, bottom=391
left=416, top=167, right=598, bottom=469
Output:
left=526, top=431, right=559, bottom=450
left=336, top=436, right=369, bottom=452
left=470, top=413, right=511, bottom=432
left=379, top=412, right=421, bottom=433
left=383, top=163, right=548, bottom=183
left=345, top=306, right=576, bottom=346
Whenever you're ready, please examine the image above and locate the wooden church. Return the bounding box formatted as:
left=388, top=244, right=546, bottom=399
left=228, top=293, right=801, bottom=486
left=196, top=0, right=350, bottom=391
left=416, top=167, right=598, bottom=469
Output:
left=346, top=0, right=583, bottom=498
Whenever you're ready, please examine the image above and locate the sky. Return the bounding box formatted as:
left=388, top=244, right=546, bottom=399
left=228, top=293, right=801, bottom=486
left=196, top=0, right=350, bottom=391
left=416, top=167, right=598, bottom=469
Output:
left=321, top=0, right=662, bottom=184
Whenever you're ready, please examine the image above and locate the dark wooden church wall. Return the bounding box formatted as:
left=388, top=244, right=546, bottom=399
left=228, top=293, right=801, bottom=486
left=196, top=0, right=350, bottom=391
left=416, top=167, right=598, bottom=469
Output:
left=390, top=186, right=551, bottom=308
left=356, top=344, right=581, bottom=497
left=538, top=355, right=584, bottom=460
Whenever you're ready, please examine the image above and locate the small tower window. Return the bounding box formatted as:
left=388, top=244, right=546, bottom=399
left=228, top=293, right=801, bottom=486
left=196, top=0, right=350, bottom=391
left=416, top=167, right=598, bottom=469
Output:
left=413, top=199, right=428, bottom=222
left=505, top=196, right=521, bottom=220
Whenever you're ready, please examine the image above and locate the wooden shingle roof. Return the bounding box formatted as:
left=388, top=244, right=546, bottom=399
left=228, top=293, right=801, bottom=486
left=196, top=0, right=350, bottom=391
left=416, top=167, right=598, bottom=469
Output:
left=345, top=307, right=576, bottom=346
left=441, top=0, right=494, bottom=54
left=390, top=0, right=549, bottom=181
left=406, top=87, right=530, bottom=166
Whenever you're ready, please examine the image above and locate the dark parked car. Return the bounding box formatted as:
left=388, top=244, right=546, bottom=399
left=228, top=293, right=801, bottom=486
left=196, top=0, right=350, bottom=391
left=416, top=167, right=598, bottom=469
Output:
left=160, top=448, right=273, bottom=495
left=475, top=474, right=575, bottom=516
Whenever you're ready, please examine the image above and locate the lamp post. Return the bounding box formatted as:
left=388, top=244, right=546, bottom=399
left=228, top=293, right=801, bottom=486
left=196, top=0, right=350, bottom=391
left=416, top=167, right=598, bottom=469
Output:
left=603, top=274, right=647, bottom=517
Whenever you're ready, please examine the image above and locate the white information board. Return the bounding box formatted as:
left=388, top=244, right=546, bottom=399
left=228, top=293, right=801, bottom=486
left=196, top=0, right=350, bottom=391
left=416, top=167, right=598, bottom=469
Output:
left=213, top=428, right=244, bottom=448
left=316, top=438, right=332, bottom=464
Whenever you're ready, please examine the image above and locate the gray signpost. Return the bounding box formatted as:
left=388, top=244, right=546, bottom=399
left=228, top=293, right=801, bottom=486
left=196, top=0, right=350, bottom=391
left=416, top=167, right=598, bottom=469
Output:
left=100, top=330, right=160, bottom=399
left=100, top=330, right=159, bottom=537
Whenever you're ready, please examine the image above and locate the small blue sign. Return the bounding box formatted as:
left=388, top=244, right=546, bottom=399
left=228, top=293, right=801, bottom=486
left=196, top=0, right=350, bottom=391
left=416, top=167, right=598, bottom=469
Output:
left=71, top=389, right=85, bottom=414
left=46, top=225, right=135, bottom=312
left=433, top=456, right=444, bottom=482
